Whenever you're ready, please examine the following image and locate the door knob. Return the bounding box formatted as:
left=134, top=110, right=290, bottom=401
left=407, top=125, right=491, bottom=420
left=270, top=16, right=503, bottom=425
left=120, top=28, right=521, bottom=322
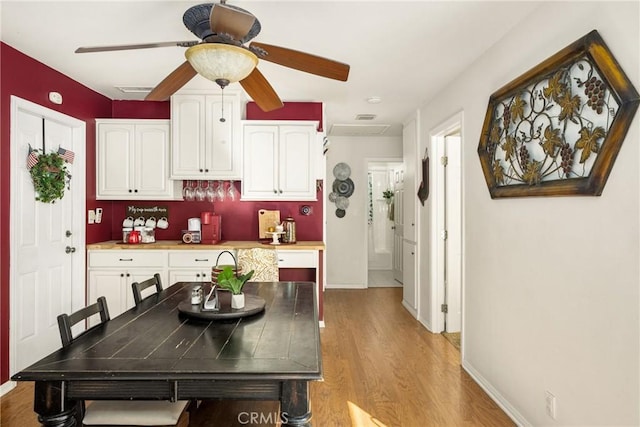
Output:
left=65, top=230, right=72, bottom=237
left=65, top=246, right=76, bottom=254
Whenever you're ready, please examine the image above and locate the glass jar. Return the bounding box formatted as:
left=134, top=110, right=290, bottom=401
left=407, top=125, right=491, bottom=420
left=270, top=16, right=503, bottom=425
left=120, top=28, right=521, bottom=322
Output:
left=122, top=227, right=133, bottom=243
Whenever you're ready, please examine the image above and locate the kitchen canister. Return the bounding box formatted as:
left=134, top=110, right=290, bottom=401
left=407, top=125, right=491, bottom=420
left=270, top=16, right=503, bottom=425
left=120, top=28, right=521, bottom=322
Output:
left=283, top=217, right=296, bottom=243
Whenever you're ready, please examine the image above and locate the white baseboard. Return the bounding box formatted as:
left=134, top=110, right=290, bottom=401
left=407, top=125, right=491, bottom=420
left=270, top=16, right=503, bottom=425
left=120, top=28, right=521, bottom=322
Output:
left=461, top=359, right=530, bottom=427
left=401, top=300, right=417, bottom=318
left=417, top=314, right=433, bottom=332
left=0, top=380, right=16, bottom=397
left=325, top=283, right=367, bottom=289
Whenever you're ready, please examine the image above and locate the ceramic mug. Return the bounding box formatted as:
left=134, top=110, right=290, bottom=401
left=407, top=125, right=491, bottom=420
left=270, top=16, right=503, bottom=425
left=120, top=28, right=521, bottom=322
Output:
left=145, top=216, right=157, bottom=228
left=133, top=216, right=146, bottom=227
left=156, top=217, right=169, bottom=229
left=122, top=216, right=134, bottom=228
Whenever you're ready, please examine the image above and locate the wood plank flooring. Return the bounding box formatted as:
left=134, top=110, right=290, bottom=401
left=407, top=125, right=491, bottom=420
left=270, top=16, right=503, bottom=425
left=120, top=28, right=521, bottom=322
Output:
left=1, top=287, right=514, bottom=426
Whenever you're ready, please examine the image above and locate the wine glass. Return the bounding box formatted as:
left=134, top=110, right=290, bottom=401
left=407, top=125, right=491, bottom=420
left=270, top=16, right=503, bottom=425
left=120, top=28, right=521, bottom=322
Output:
left=184, top=180, right=195, bottom=201
left=205, top=180, right=215, bottom=202
left=215, top=180, right=226, bottom=202
left=194, top=180, right=205, bottom=201
left=227, top=180, right=238, bottom=201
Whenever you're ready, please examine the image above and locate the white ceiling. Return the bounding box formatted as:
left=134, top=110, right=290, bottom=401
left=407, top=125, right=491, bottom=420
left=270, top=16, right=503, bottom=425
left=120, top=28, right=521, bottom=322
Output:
left=0, top=1, right=541, bottom=136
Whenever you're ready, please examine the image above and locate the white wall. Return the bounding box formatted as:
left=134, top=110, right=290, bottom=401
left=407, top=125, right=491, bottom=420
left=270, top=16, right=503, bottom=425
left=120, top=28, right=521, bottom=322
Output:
left=326, top=136, right=402, bottom=288
left=418, top=2, right=639, bottom=425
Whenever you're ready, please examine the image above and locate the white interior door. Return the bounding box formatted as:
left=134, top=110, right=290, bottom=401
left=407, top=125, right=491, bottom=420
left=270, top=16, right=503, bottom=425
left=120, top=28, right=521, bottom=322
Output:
left=10, top=97, right=86, bottom=375
left=444, top=135, right=462, bottom=332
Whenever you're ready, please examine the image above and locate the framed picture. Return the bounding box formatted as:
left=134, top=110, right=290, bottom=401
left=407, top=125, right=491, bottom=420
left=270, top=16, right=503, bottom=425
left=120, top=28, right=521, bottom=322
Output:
left=477, top=30, right=639, bottom=198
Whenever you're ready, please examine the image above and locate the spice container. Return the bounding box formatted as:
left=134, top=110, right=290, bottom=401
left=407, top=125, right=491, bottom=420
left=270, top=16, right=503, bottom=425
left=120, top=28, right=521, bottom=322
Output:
left=141, top=227, right=155, bottom=243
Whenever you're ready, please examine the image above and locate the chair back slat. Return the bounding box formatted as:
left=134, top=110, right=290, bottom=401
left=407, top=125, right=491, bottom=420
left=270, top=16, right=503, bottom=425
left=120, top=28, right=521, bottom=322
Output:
left=57, top=296, right=110, bottom=347
left=131, top=273, right=163, bottom=306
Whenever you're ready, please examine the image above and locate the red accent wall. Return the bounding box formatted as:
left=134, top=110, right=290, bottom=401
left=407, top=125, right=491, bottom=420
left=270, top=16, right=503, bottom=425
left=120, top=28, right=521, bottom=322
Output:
left=1, top=43, right=324, bottom=384
left=109, top=183, right=323, bottom=242
left=0, top=42, right=112, bottom=383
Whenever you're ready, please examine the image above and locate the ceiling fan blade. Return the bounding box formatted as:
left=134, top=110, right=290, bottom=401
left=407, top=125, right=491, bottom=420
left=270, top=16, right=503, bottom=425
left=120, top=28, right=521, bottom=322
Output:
left=75, top=41, right=197, bottom=54
left=250, top=42, right=350, bottom=82
left=240, top=68, right=284, bottom=112
left=210, top=4, right=256, bottom=41
left=145, top=61, right=198, bottom=101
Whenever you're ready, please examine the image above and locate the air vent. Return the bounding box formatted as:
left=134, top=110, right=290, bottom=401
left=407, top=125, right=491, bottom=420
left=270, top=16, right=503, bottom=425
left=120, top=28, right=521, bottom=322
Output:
left=115, top=86, right=154, bottom=94
left=355, top=114, right=377, bottom=121
left=329, top=124, right=391, bottom=136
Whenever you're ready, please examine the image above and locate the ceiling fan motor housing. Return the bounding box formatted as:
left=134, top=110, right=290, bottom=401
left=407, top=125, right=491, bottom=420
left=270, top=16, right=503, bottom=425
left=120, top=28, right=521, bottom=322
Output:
left=183, top=3, right=214, bottom=40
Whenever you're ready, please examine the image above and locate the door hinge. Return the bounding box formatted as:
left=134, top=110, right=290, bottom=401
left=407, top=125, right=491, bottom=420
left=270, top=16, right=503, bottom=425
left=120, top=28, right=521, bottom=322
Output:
left=441, top=156, right=448, bottom=166
left=441, top=303, right=448, bottom=313
left=441, top=230, right=448, bottom=240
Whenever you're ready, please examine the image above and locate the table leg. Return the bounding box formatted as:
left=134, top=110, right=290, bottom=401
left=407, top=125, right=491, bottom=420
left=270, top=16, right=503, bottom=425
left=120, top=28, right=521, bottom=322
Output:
left=33, top=381, right=82, bottom=427
left=281, top=380, right=311, bottom=427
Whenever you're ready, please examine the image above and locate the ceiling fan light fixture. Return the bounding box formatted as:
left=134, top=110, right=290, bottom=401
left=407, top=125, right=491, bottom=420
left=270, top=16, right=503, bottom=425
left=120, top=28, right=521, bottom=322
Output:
left=185, top=44, right=258, bottom=85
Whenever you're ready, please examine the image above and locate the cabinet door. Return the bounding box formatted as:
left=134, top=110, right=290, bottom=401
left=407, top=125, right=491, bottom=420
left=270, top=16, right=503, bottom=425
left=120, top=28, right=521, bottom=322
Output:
left=204, top=94, right=241, bottom=179
left=171, top=95, right=206, bottom=178
left=402, top=241, right=417, bottom=312
left=242, top=125, right=279, bottom=199
left=97, top=123, right=134, bottom=197
left=135, top=123, right=172, bottom=198
left=278, top=125, right=316, bottom=199
left=88, top=270, right=128, bottom=324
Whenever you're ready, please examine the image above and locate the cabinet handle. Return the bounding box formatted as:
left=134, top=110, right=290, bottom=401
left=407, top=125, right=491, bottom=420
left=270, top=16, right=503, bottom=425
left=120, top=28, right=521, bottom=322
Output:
left=126, top=273, right=130, bottom=277
left=279, top=189, right=283, bottom=194
left=128, top=189, right=132, bottom=193
left=119, top=258, right=133, bottom=261
left=134, top=189, right=138, bottom=193
left=204, top=169, right=209, bottom=173
left=196, top=273, right=201, bottom=278
left=199, top=169, right=203, bottom=172
left=273, top=189, right=278, bottom=194
left=120, top=273, right=124, bottom=277
left=194, top=258, right=209, bottom=262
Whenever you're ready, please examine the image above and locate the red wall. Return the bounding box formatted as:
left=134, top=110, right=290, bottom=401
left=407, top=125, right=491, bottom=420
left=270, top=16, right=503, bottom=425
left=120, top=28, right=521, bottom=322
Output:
left=0, top=43, right=324, bottom=384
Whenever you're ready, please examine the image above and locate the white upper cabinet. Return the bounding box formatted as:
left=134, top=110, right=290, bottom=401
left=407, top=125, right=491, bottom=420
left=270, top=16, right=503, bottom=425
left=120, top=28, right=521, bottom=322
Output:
left=170, top=90, right=241, bottom=179
left=96, top=119, right=179, bottom=200
left=241, top=121, right=318, bottom=201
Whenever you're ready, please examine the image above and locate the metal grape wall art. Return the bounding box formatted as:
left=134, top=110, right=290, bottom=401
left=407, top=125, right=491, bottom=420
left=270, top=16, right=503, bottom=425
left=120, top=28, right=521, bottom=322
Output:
left=478, top=30, right=639, bottom=198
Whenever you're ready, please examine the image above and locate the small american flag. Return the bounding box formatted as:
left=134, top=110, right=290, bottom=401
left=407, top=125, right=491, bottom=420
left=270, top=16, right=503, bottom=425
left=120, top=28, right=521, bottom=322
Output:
left=26, top=148, right=39, bottom=170
left=58, top=147, right=75, bottom=164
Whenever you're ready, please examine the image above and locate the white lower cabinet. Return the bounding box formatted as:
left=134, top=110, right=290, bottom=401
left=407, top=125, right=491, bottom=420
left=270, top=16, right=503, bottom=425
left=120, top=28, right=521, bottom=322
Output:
left=87, top=250, right=167, bottom=324
left=167, top=250, right=230, bottom=283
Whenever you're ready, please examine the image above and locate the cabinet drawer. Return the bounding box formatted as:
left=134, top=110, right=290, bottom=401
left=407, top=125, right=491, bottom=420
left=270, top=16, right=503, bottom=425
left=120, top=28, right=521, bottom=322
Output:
left=276, top=250, right=317, bottom=268
left=88, top=250, right=165, bottom=268
left=168, top=250, right=231, bottom=268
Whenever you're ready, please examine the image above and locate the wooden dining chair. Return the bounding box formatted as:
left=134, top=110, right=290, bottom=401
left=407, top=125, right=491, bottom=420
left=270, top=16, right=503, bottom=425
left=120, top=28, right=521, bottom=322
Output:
left=57, top=297, right=191, bottom=427
left=131, top=273, right=163, bottom=306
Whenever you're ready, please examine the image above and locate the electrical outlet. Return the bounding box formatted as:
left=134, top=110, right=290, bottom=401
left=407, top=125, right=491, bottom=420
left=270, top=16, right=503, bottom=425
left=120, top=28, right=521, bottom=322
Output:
left=545, top=391, right=556, bottom=420
left=88, top=210, right=96, bottom=224
left=95, top=207, right=103, bottom=224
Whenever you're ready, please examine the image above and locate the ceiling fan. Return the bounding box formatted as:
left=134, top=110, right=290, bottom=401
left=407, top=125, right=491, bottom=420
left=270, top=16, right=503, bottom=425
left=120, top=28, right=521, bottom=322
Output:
left=75, top=1, right=350, bottom=112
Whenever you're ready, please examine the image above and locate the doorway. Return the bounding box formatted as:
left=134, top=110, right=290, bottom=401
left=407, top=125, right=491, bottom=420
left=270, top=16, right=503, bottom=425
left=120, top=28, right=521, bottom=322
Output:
left=366, top=160, right=402, bottom=287
left=9, top=97, right=86, bottom=377
left=430, top=113, right=463, bottom=336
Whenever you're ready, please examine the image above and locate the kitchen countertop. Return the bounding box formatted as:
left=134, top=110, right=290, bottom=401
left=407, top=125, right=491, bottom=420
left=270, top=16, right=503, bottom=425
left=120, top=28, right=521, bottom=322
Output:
left=87, top=240, right=325, bottom=251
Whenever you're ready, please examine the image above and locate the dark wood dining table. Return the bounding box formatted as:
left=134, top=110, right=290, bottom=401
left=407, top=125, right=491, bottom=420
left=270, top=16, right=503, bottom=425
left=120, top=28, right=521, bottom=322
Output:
left=11, top=281, right=322, bottom=427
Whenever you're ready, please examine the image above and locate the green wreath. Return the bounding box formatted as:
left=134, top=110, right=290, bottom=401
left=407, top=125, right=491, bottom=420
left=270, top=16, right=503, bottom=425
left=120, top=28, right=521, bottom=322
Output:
left=29, top=151, right=71, bottom=203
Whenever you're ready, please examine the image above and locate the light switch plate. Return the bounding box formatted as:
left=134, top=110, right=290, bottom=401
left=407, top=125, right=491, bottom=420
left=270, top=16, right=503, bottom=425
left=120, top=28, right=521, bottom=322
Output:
left=95, top=208, right=103, bottom=224
left=88, top=210, right=96, bottom=224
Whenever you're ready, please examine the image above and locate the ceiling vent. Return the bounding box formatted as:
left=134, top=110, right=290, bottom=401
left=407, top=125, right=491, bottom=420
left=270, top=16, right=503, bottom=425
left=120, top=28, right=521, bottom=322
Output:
left=355, top=114, right=377, bottom=120
left=115, top=86, right=153, bottom=94
left=329, top=124, right=391, bottom=136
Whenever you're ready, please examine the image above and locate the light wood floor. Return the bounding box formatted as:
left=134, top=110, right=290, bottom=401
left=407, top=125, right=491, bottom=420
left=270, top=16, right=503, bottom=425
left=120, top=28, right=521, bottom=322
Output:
left=0, top=288, right=514, bottom=426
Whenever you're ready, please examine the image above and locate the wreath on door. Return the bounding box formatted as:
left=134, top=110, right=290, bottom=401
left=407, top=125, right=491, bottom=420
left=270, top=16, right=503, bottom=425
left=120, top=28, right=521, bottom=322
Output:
left=27, top=148, right=72, bottom=203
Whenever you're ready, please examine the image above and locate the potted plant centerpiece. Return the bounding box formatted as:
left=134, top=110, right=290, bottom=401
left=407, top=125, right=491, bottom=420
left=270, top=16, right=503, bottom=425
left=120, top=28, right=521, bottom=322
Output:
left=216, top=266, right=255, bottom=309
left=382, top=189, right=394, bottom=204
